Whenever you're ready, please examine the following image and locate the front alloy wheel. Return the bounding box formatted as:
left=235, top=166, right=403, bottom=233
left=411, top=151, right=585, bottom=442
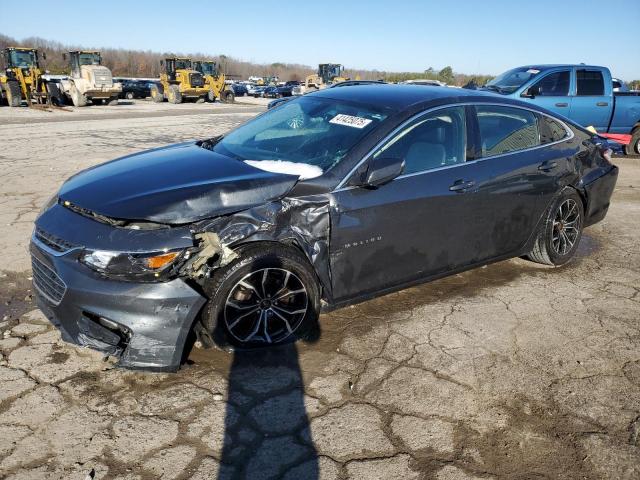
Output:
left=224, top=268, right=308, bottom=344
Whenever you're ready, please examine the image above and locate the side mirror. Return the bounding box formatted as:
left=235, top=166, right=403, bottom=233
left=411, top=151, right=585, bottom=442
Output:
left=522, top=85, right=540, bottom=98
left=365, top=156, right=405, bottom=187
left=42, top=52, right=47, bottom=60
left=160, top=60, right=164, bottom=66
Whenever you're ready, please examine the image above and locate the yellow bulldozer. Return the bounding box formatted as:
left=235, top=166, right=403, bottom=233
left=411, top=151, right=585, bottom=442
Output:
left=192, top=60, right=235, bottom=103
left=0, top=47, right=63, bottom=107
left=305, top=63, right=349, bottom=90
left=151, top=57, right=209, bottom=103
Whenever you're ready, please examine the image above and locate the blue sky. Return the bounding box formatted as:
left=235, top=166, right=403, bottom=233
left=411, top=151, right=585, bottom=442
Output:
left=1, top=0, right=639, bottom=79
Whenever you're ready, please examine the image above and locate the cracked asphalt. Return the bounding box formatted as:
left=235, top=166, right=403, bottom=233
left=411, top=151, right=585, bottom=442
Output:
left=0, top=100, right=639, bottom=480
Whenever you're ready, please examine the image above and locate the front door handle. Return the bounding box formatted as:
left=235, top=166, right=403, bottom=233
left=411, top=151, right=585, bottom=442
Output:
left=555, top=102, right=569, bottom=107
left=596, top=102, right=609, bottom=107
left=449, top=179, right=476, bottom=192
left=538, top=160, right=558, bottom=172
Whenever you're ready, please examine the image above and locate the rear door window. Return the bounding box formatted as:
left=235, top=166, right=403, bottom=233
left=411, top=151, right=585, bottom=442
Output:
left=539, top=116, right=569, bottom=144
left=576, top=70, right=605, bottom=96
left=476, top=105, right=540, bottom=157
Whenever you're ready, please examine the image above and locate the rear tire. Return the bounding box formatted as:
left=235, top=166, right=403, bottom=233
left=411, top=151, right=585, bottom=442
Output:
left=150, top=85, right=164, bottom=103
left=527, top=189, right=584, bottom=266
left=199, top=243, right=320, bottom=348
left=625, top=128, right=640, bottom=156
left=6, top=81, right=21, bottom=107
left=207, top=90, right=216, bottom=103
left=221, top=90, right=235, bottom=103
left=167, top=84, right=182, bottom=104
left=125, top=91, right=134, bottom=100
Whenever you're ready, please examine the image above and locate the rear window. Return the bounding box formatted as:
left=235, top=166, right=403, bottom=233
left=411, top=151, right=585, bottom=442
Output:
left=577, top=70, right=605, bottom=96
left=476, top=106, right=539, bottom=157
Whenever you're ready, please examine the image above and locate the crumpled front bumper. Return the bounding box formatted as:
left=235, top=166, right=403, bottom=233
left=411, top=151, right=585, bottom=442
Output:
left=30, top=207, right=206, bottom=371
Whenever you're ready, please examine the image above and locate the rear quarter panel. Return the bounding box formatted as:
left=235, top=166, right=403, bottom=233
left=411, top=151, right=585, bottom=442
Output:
left=610, top=94, right=640, bottom=134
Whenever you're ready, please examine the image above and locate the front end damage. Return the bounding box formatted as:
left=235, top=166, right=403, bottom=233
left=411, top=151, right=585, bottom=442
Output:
left=31, top=195, right=331, bottom=371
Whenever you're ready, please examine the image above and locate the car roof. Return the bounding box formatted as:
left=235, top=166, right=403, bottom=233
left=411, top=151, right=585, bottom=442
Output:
left=309, top=83, right=497, bottom=111
left=519, top=64, right=606, bottom=70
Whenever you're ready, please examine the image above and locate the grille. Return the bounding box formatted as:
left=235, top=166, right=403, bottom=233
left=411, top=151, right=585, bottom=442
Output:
left=32, top=255, right=67, bottom=305
left=34, top=228, right=78, bottom=253
left=190, top=72, right=205, bottom=88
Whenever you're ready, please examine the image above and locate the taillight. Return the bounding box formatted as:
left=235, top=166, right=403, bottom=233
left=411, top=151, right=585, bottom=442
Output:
left=602, top=147, right=613, bottom=164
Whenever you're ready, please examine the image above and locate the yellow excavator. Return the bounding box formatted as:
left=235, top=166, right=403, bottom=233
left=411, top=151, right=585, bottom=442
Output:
left=0, top=47, right=62, bottom=107
left=151, top=57, right=209, bottom=103
left=305, top=63, right=349, bottom=90
left=192, top=60, right=235, bottom=103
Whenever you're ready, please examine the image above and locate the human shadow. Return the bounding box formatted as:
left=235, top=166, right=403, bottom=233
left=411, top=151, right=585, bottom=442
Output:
left=213, top=256, right=321, bottom=479
left=216, top=344, right=319, bottom=479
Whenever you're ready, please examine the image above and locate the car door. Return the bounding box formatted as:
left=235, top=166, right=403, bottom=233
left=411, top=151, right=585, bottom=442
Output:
left=569, top=68, right=612, bottom=130
left=526, top=69, right=572, bottom=117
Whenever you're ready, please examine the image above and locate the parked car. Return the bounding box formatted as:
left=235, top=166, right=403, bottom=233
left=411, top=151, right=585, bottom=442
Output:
left=230, top=83, right=248, bottom=97
left=118, top=79, right=159, bottom=100
left=481, top=65, right=640, bottom=155
left=250, top=85, right=269, bottom=98
left=32, top=84, right=618, bottom=371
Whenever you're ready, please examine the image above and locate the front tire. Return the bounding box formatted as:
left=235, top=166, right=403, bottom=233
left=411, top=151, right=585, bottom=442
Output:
left=221, top=90, right=235, bottom=103
left=527, top=189, right=584, bottom=266
left=125, top=91, right=134, bottom=100
left=200, top=244, right=320, bottom=348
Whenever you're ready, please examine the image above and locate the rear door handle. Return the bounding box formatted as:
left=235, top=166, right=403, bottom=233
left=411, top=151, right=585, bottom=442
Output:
left=449, top=179, right=476, bottom=192
left=555, top=102, right=568, bottom=107
left=596, top=102, right=609, bottom=107
left=538, top=160, right=558, bottom=172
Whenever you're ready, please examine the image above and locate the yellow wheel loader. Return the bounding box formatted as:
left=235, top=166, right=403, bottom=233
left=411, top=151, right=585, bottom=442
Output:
left=0, top=47, right=63, bottom=107
left=151, top=58, right=209, bottom=104
left=305, top=63, right=349, bottom=90
left=59, top=51, right=121, bottom=107
left=192, top=61, right=235, bottom=103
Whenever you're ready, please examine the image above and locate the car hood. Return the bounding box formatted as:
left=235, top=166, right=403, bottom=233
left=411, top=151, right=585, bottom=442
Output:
left=58, top=142, right=300, bottom=224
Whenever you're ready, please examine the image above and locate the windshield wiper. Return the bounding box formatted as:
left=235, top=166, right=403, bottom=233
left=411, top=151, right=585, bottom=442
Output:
left=197, top=135, right=223, bottom=151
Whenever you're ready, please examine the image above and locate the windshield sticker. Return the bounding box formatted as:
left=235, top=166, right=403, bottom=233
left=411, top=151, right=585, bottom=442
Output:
left=526, top=69, right=540, bottom=74
left=329, top=114, right=373, bottom=129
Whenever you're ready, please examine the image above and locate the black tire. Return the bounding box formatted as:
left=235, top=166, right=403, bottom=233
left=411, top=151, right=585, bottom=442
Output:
left=527, top=189, right=584, bottom=266
left=222, top=90, right=235, bottom=103
left=6, top=81, right=21, bottom=107
left=207, top=90, right=216, bottom=103
left=199, top=243, right=320, bottom=348
left=625, top=128, right=640, bottom=156
left=167, top=84, right=182, bottom=104
left=150, top=85, right=164, bottom=103
left=125, top=91, right=134, bottom=100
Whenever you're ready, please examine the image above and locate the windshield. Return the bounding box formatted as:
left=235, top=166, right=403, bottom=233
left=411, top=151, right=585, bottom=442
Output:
left=175, top=59, right=191, bottom=70
left=213, top=96, right=388, bottom=174
left=485, top=67, right=542, bottom=94
left=9, top=50, right=36, bottom=68
left=78, top=53, right=101, bottom=66
left=199, top=63, right=216, bottom=75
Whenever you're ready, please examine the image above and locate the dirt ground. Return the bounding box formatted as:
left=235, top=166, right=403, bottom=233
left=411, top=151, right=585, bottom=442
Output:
left=0, top=99, right=638, bottom=480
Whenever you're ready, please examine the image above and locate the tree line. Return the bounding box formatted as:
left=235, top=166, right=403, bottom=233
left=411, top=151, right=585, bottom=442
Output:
left=3, top=33, right=637, bottom=88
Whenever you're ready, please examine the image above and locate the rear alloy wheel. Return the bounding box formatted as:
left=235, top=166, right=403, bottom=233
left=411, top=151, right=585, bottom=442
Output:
left=125, top=91, right=134, bottom=100
left=527, top=190, right=584, bottom=266
left=200, top=244, right=320, bottom=348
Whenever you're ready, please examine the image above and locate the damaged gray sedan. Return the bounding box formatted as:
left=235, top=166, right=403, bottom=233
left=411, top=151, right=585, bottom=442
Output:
left=31, top=85, right=618, bottom=371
